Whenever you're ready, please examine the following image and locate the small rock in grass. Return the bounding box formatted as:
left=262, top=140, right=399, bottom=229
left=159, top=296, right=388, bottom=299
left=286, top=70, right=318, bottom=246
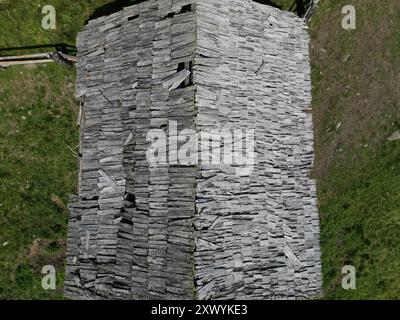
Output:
left=343, top=54, right=351, bottom=62
left=388, top=131, right=400, bottom=141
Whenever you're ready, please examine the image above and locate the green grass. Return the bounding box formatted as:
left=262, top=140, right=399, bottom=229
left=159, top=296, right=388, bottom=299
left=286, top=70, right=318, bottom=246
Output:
left=0, top=63, right=78, bottom=299
left=319, top=140, right=400, bottom=299
left=310, top=0, right=400, bottom=299
left=0, top=0, right=115, bottom=300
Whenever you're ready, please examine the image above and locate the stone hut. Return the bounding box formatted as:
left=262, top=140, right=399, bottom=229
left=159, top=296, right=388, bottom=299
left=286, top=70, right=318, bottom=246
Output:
left=65, top=0, right=323, bottom=300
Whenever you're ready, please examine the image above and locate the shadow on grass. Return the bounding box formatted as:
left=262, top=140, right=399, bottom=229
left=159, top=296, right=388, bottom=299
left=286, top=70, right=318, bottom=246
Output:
left=87, top=0, right=147, bottom=23
left=87, top=0, right=284, bottom=23
left=253, top=0, right=283, bottom=9
left=0, top=43, right=77, bottom=56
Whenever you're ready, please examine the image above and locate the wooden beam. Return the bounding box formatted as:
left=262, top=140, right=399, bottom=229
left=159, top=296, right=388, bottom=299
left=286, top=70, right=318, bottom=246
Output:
left=0, top=59, right=54, bottom=67
left=59, top=52, right=78, bottom=63
left=0, top=52, right=51, bottom=61
left=0, top=51, right=77, bottom=68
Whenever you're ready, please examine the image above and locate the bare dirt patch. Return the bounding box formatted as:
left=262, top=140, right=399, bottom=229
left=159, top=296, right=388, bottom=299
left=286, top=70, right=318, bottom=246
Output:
left=28, top=239, right=66, bottom=273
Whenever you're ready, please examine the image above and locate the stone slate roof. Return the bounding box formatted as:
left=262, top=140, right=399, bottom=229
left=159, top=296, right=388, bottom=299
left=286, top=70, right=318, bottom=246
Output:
left=64, top=0, right=323, bottom=300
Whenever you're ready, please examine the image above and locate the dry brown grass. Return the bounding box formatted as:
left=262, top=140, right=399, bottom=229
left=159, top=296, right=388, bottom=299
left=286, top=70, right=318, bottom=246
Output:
left=310, top=0, right=400, bottom=182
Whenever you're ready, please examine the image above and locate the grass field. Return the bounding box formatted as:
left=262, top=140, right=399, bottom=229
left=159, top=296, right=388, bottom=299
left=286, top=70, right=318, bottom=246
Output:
left=0, top=0, right=113, bottom=300
left=0, top=0, right=398, bottom=299
left=310, top=0, right=400, bottom=299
